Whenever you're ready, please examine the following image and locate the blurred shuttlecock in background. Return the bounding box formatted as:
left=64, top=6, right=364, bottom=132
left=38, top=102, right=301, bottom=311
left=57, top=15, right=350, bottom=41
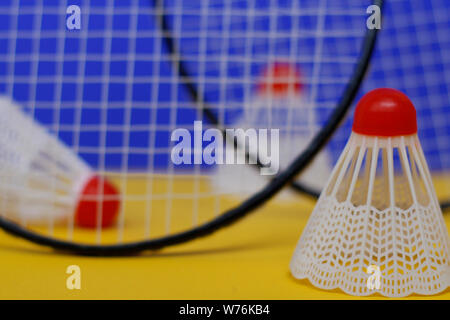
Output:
left=0, top=97, right=120, bottom=228
left=214, top=61, right=332, bottom=196
left=290, top=88, right=450, bottom=297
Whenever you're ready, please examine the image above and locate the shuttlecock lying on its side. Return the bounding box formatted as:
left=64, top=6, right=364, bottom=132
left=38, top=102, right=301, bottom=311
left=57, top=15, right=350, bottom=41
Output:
left=0, top=97, right=120, bottom=228
left=290, top=88, right=450, bottom=297
left=213, top=61, right=332, bottom=197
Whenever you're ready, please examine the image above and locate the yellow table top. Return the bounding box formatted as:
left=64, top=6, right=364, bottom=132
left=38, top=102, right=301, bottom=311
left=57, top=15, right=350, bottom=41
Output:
left=0, top=176, right=449, bottom=300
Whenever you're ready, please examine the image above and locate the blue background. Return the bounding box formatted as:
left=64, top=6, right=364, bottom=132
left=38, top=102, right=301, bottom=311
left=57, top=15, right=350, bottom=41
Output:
left=0, top=0, right=448, bottom=173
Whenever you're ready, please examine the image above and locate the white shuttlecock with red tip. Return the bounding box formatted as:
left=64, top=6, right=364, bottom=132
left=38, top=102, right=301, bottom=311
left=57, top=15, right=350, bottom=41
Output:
left=0, top=97, right=120, bottom=228
left=214, top=62, right=332, bottom=196
left=290, top=88, right=450, bottom=297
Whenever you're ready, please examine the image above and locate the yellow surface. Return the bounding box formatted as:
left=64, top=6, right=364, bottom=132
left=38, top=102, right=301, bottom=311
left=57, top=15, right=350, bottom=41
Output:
left=0, top=175, right=449, bottom=300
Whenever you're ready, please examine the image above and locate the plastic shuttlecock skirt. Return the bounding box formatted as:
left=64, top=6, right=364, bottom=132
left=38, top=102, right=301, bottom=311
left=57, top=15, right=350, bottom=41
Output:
left=290, top=133, right=450, bottom=297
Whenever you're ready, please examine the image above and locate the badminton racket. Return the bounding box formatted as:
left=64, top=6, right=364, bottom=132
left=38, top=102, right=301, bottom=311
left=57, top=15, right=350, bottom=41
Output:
left=0, top=0, right=388, bottom=255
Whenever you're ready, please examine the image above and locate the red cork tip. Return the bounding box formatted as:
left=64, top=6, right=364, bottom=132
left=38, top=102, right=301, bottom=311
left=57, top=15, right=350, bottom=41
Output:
left=256, top=62, right=303, bottom=96
left=75, top=175, right=120, bottom=228
left=352, top=88, right=417, bottom=137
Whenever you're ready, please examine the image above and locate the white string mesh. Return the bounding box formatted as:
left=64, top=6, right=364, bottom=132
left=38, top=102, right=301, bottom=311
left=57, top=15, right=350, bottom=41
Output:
left=0, top=0, right=369, bottom=243
left=213, top=62, right=332, bottom=196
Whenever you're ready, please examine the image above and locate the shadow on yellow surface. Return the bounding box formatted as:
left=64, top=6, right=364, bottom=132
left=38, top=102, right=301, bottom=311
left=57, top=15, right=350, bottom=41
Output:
left=0, top=174, right=448, bottom=299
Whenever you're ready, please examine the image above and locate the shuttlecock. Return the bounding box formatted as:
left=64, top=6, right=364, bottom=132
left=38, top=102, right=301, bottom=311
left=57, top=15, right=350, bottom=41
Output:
left=0, top=97, right=120, bottom=228
left=290, top=88, right=450, bottom=297
left=214, top=62, right=332, bottom=196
